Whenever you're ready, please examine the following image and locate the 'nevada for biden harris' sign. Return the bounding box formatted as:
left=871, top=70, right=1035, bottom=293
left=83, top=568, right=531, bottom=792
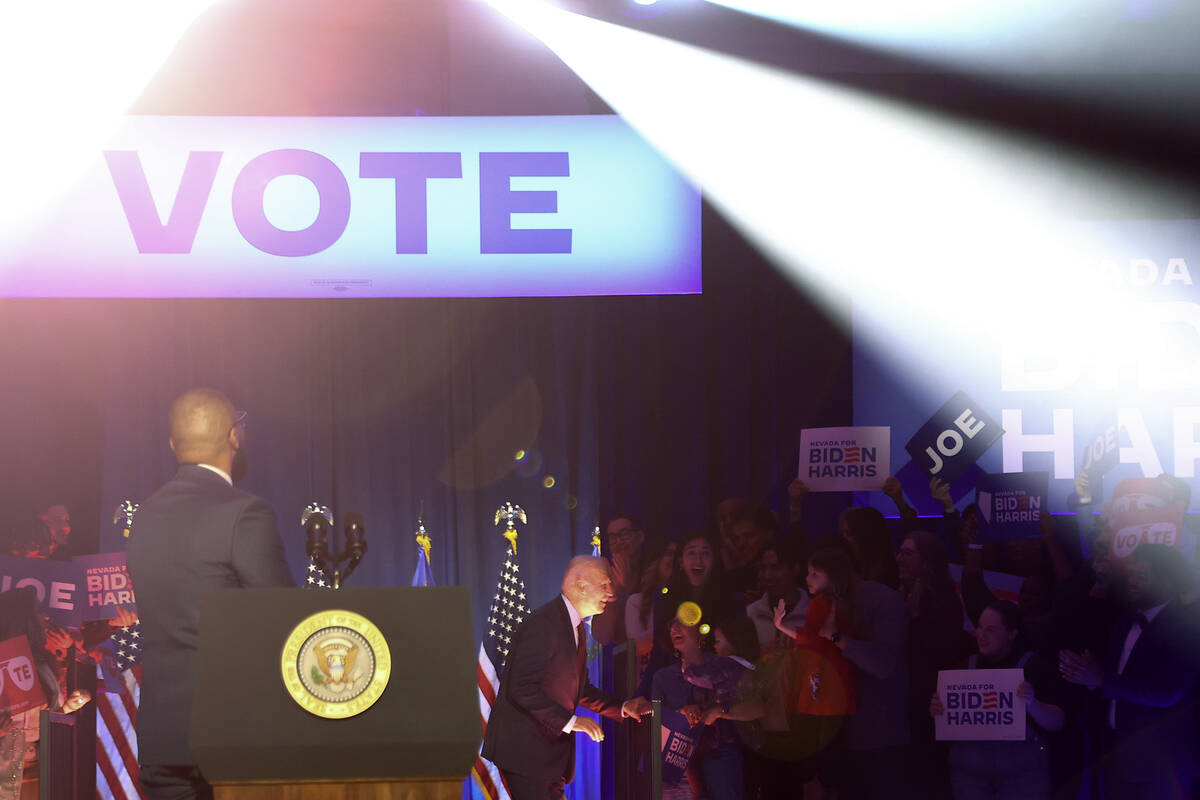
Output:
left=0, top=116, right=701, bottom=298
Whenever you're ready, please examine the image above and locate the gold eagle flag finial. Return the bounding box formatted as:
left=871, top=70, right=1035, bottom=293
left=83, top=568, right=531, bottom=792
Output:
left=494, top=501, right=527, bottom=555
left=415, top=517, right=432, bottom=562
left=113, top=500, right=139, bottom=539
left=591, top=522, right=602, bottom=554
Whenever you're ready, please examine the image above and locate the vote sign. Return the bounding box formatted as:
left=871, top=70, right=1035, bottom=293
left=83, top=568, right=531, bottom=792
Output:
left=0, top=555, right=82, bottom=628
left=905, top=391, right=1003, bottom=484
left=935, top=668, right=1026, bottom=741
left=1110, top=505, right=1186, bottom=560
left=799, top=426, right=890, bottom=491
left=0, top=635, right=47, bottom=716
left=976, top=472, right=1050, bottom=542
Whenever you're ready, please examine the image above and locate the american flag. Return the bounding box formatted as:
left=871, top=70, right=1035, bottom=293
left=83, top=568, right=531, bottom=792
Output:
left=305, top=557, right=334, bottom=589
left=96, top=622, right=145, bottom=800
left=467, top=546, right=530, bottom=800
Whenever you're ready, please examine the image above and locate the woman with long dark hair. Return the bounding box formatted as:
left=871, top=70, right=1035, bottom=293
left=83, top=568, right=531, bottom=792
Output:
left=639, top=531, right=744, bottom=697
left=625, top=536, right=677, bottom=687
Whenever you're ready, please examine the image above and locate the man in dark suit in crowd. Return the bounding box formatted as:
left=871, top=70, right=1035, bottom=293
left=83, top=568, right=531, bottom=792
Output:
left=482, top=555, right=651, bottom=800
left=1060, top=542, right=1200, bottom=800
left=126, top=388, right=295, bottom=800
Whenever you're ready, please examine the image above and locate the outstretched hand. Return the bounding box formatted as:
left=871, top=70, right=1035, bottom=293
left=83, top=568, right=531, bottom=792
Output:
left=1059, top=649, right=1102, bottom=689
left=1074, top=469, right=1092, bottom=505
left=881, top=476, right=904, bottom=502
left=773, top=598, right=798, bottom=639
left=621, top=696, right=652, bottom=721
left=788, top=479, right=810, bottom=508
left=929, top=478, right=954, bottom=513
left=567, top=716, right=605, bottom=742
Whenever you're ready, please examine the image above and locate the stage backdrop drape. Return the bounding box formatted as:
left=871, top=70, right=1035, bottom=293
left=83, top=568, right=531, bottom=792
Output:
left=0, top=202, right=850, bottom=636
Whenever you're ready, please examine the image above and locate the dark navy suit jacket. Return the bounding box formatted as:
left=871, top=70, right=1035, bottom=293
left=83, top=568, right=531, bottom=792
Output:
left=481, top=596, right=621, bottom=783
left=125, top=465, right=295, bottom=766
left=1101, top=602, right=1200, bottom=785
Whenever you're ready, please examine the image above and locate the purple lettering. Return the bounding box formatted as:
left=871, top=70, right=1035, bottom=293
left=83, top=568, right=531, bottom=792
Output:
left=232, top=149, right=350, bottom=257
left=479, top=152, right=571, bottom=254
left=360, top=152, right=462, bottom=254
left=105, top=150, right=222, bottom=254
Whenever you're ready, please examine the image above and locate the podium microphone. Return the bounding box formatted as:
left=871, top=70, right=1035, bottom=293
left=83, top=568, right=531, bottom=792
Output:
left=340, top=512, right=367, bottom=585
left=301, top=503, right=333, bottom=578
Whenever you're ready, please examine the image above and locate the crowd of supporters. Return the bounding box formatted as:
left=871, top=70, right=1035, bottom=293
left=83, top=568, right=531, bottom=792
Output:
left=0, top=505, right=134, bottom=800
left=592, top=471, right=1200, bottom=800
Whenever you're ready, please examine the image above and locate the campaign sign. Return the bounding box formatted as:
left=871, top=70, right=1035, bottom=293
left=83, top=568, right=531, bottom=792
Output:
left=1110, top=505, right=1186, bottom=560
left=905, top=391, right=1003, bottom=485
left=935, top=668, right=1026, bottom=741
left=0, top=555, right=82, bottom=628
left=0, top=115, right=701, bottom=298
left=799, top=426, right=890, bottom=491
left=976, top=472, right=1050, bottom=542
left=1079, top=416, right=1121, bottom=479
left=660, top=707, right=700, bottom=786
left=74, top=552, right=137, bottom=622
left=0, top=635, right=47, bottom=716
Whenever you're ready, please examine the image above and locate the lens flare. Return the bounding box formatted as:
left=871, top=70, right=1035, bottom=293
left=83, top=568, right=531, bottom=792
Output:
left=676, top=601, right=703, bottom=626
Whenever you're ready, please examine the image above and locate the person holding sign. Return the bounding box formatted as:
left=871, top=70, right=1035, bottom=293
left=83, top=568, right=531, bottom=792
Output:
left=930, top=600, right=1067, bottom=800
left=0, top=587, right=91, bottom=800
left=652, top=617, right=746, bottom=800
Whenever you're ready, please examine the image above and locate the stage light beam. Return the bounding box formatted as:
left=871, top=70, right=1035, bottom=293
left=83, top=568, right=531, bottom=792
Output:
left=0, top=2, right=218, bottom=244
left=476, top=0, right=1196, bottom=414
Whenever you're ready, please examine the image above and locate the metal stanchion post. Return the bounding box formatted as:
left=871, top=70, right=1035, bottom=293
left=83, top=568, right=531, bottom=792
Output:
left=650, top=699, right=663, bottom=800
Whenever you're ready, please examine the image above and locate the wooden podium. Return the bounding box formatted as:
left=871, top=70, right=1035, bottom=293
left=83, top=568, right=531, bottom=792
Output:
left=190, top=587, right=478, bottom=800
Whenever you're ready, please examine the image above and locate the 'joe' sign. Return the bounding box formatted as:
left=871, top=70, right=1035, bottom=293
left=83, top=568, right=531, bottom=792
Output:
left=906, top=391, right=1004, bottom=484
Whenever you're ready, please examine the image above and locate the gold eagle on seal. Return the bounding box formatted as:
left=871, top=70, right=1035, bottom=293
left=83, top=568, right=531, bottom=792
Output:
left=311, top=635, right=360, bottom=693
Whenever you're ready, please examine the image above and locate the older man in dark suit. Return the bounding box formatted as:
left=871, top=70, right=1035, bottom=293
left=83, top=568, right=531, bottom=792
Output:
left=1060, top=542, right=1200, bottom=800
left=482, top=555, right=651, bottom=800
left=126, top=389, right=295, bottom=800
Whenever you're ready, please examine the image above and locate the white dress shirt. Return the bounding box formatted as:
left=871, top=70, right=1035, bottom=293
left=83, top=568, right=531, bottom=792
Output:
left=196, top=463, right=233, bottom=486
left=562, top=594, right=585, bottom=732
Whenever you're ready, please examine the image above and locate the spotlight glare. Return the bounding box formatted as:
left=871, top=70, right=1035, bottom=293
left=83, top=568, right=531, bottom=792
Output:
left=0, top=2, right=217, bottom=243
left=478, top=0, right=1193, bottom=408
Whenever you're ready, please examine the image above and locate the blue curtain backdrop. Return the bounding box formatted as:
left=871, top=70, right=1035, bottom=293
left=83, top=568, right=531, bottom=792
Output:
left=0, top=229, right=850, bottom=800
left=0, top=209, right=851, bottom=624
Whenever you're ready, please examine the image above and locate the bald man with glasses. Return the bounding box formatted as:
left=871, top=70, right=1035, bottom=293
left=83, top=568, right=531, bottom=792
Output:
left=126, top=388, right=295, bottom=800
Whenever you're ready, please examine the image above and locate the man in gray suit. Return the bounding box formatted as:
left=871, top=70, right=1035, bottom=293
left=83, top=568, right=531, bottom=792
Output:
left=126, top=388, right=295, bottom=800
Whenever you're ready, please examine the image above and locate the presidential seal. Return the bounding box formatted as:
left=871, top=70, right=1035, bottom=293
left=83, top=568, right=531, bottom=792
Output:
left=281, top=610, right=391, bottom=719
